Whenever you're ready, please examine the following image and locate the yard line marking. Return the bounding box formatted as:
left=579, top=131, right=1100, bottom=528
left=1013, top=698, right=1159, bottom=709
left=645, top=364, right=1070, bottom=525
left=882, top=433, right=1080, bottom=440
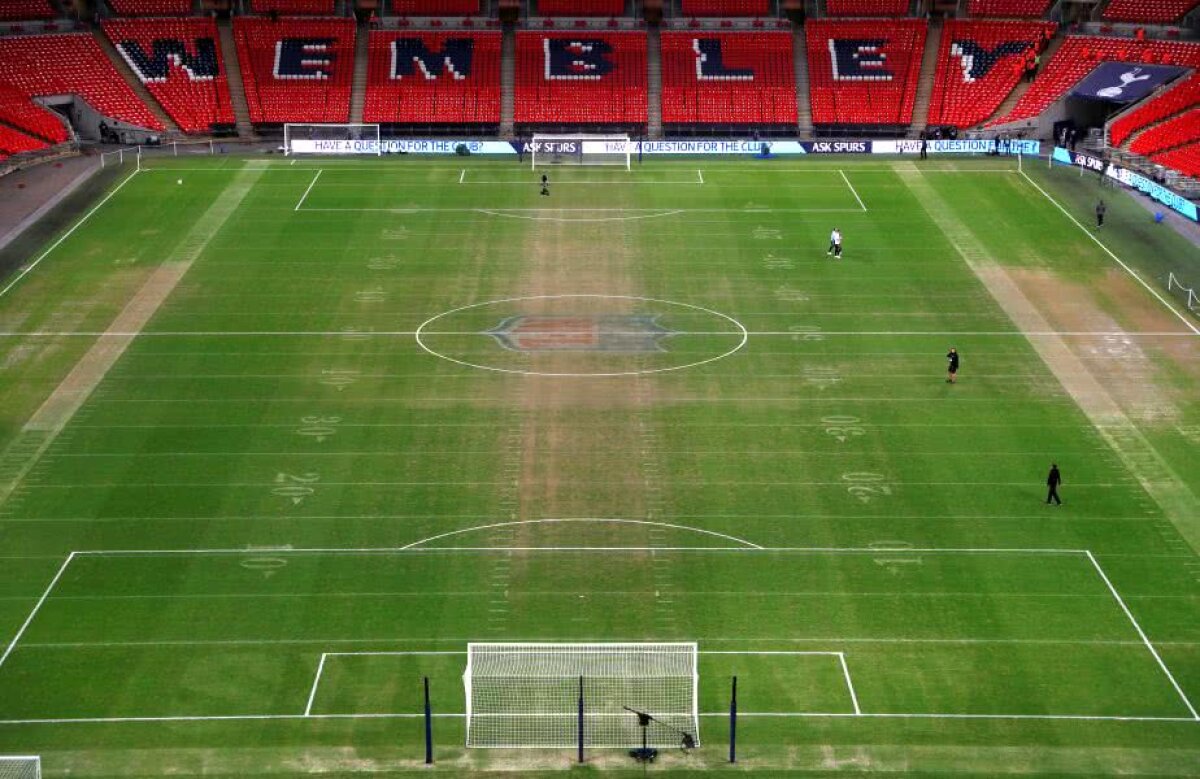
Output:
left=0, top=169, right=140, bottom=300
left=838, top=652, right=862, bottom=715
left=302, top=654, right=327, bottom=716
left=1019, top=170, right=1198, bottom=336
left=0, top=552, right=74, bottom=671
left=0, top=712, right=1194, bottom=726
left=294, top=169, right=323, bottom=212
left=839, top=169, right=867, bottom=212
left=1087, top=551, right=1199, bottom=720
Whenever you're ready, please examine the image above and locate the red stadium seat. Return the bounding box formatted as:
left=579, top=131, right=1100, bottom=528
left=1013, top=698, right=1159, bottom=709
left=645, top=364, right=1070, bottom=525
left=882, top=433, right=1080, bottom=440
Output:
left=0, top=0, right=53, bottom=19
left=391, top=0, right=481, bottom=14
left=233, top=16, right=354, bottom=124
left=927, top=19, right=1055, bottom=128
left=1129, top=107, right=1200, bottom=155
left=825, top=0, right=909, bottom=16
left=363, top=30, right=499, bottom=124
left=107, top=0, right=192, bottom=15
left=251, top=0, right=335, bottom=14
left=0, top=122, right=48, bottom=159
left=1110, top=72, right=1200, bottom=147
left=992, top=36, right=1200, bottom=126
left=514, top=30, right=646, bottom=126
left=1150, top=140, right=1200, bottom=177
left=103, top=18, right=235, bottom=133
left=966, top=0, right=1051, bottom=17
left=679, top=0, right=768, bottom=16
left=1102, top=0, right=1198, bottom=24
left=660, top=31, right=795, bottom=126
left=806, top=18, right=927, bottom=126
left=538, top=0, right=623, bottom=16
left=0, top=81, right=69, bottom=142
left=0, top=34, right=163, bottom=129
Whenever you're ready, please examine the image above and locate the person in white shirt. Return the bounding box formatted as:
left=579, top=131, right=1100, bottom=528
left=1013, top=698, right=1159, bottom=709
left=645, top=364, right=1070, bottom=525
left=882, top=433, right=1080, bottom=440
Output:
left=827, top=228, right=843, bottom=258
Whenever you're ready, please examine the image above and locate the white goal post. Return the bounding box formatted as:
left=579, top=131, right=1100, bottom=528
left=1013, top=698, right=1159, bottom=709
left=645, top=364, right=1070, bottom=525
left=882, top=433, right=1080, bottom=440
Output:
left=530, top=133, right=632, bottom=170
left=284, top=123, right=382, bottom=156
left=0, top=757, right=40, bottom=779
left=463, top=642, right=698, bottom=749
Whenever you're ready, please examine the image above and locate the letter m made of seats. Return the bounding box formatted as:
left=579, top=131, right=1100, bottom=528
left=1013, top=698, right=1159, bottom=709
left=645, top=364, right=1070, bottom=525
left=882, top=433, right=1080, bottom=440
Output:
left=544, top=38, right=614, bottom=81
left=828, top=38, right=892, bottom=82
left=392, top=38, right=472, bottom=80
left=117, top=37, right=220, bottom=83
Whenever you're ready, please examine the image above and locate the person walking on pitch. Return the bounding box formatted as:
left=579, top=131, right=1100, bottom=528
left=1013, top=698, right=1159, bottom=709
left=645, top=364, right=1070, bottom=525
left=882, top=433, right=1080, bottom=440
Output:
left=540, top=173, right=550, bottom=197
left=828, top=228, right=843, bottom=258
left=1095, top=199, right=1106, bottom=228
left=946, top=347, right=959, bottom=383
left=1046, top=463, right=1062, bottom=505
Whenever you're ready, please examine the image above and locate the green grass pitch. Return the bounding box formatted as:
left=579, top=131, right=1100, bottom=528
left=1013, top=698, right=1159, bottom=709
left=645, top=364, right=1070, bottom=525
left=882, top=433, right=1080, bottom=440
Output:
left=0, top=153, right=1197, bottom=777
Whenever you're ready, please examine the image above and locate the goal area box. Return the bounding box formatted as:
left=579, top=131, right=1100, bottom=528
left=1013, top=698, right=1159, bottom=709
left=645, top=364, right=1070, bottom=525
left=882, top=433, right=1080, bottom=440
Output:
left=463, top=642, right=698, bottom=749
left=530, top=134, right=632, bottom=170
left=284, top=123, right=381, bottom=156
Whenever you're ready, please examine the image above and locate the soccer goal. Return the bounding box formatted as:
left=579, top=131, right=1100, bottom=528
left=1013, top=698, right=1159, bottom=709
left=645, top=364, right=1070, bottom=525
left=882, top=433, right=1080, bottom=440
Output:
left=0, top=757, right=40, bottom=779
left=530, top=134, right=632, bottom=170
left=463, top=642, right=698, bottom=749
left=283, top=123, right=382, bottom=156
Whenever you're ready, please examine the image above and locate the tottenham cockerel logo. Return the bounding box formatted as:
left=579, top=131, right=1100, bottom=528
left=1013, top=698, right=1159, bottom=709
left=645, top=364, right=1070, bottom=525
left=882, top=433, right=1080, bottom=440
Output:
left=486, top=315, right=673, bottom=352
left=949, top=40, right=1034, bottom=83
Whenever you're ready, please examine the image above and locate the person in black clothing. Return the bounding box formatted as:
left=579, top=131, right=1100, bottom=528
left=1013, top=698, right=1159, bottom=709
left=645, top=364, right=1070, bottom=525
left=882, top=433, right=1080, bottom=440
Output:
left=1046, top=463, right=1062, bottom=505
left=540, top=173, right=549, bottom=197
left=946, top=347, right=959, bottom=384
left=1095, top=199, right=1106, bottom=228
left=919, top=132, right=928, bottom=161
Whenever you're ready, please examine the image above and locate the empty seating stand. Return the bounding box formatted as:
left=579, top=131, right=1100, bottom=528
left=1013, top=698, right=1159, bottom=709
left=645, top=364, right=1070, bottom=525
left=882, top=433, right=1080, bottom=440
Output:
left=107, top=0, right=193, bottom=15
left=514, top=30, right=646, bottom=127
left=0, top=34, right=162, bottom=129
left=1151, top=141, right=1200, bottom=177
left=660, top=31, right=795, bottom=127
left=538, top=0, right=623, bottom=15
left=0, top=0, right=53, bottom=19
left=1129, top=107, right=1200, bottom=155
left=825, top=0, right=909, bottom=16
left=1110, top=73, right=1200, bottom=147
left=0, top=80, right=69, bottom=142
left=0, top=123, right=47, bottom=160
left=927, top=19, right=1054, bottom=128
left=363, top=30, right=500, bottom=125
left=966, top=0, right=1051, bottom=17
left=233, top=16, right=354, bottom=124
left=1102, top=0, right=1199, bottom=24
left=679, top=0, right=767, bottom=16
left=251, top=0, right=334, bottom=13
left=104, top=17, right=235, bottom=132
left=992, top=36, right=1200, bottom=126
left=806, top=18, right=927, bottom=126
left=391, top=0, right=481, bottom=14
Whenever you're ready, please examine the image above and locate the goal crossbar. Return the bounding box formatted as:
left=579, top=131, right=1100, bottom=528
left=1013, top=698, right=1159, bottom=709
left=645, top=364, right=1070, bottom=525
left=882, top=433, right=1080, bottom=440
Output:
left=464, top=642, right=698, bottom=749
left=284, top=123, right=382, bottom=156
left=530, top=134, right=632, bottom=170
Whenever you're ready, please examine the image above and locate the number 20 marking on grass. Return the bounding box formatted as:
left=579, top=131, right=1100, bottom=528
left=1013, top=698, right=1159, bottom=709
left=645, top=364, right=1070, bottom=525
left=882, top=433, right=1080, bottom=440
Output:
left=842, top=471, right=892, bottom=504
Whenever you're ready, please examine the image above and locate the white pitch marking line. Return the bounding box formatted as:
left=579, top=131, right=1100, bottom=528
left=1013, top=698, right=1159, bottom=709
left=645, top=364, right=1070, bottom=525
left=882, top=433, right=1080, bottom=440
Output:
left=1086, top=551, right=1199, bottom=720
left=5, top=330, right=1190, bottom=339
left=0, top=169, right=140, bottom=300
left=294, top=169, right=323, bottom=212
left=697, top=169, right=704, bottom=185
left=0, top=552, right=74, bottom=671
left=68, top=546, right=1089, bottom=556
left=840, top=169, right=867, bottom=212
left=458, top=169, right=465, bottom=184
left=1020, top=170, right=1198, bottom=336
left=838, top=652, right=862, bottom=715
left=303, top=653, right=328, bottom=716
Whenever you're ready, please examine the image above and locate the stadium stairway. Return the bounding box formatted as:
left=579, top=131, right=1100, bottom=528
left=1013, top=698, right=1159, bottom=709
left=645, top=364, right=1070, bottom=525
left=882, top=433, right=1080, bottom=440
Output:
left=907, top=16, right=941, bottom=137
left=349, top=17, right=369, bottom=124
left=217, top=18, right=253, bottom=137
left=793, top=23, right=812, bottom=137
left=647, top=24, right=662, bottom=138
left=500, top=24, right=514, bottom=137
left=983, top=31, right=1063, bottom=127
left=92, top=27, right=178, bottom=134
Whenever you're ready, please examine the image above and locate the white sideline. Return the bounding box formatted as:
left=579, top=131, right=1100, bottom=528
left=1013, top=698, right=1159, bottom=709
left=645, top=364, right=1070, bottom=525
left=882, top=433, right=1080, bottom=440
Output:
left=0, top=551, right=75, bottom=671
left=0, top=169, right=140, bottom=300
left=0, top=330, right=1192, bottom=338
left=294, top=169, right=323, bottom=212
left=1019, top=170, right=1199, bottom=336
left=839, top=169, right=867, bottom=212
left=1086, top=551, right=1199, bottom=720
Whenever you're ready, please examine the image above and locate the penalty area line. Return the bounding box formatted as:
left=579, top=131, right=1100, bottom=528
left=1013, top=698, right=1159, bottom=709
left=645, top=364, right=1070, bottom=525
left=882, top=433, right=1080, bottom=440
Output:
left=294, top=169, right=323, bottom=212
left=0, top=552, right=75, bottom=671
left=840, top=169, right=867, bottom=212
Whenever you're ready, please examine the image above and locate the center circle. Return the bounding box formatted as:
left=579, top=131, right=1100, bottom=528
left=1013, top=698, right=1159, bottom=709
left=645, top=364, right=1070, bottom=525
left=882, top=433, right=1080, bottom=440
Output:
left=414, top=294, right=748, bottom=377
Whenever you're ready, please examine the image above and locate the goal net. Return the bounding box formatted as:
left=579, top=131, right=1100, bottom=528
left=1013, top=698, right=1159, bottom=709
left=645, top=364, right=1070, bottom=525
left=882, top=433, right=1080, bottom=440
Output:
left=284, top=123, right=381, bottom=156
left=463, top=643, right=698, bottom=749
left=0, top=757, right=40, bottom=779
left=530, top=134, right=632, bottom=170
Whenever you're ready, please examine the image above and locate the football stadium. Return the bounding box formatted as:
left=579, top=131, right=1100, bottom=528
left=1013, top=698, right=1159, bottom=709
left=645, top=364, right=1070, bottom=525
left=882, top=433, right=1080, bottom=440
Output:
left=0, top=0, right=1198, bottom=777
